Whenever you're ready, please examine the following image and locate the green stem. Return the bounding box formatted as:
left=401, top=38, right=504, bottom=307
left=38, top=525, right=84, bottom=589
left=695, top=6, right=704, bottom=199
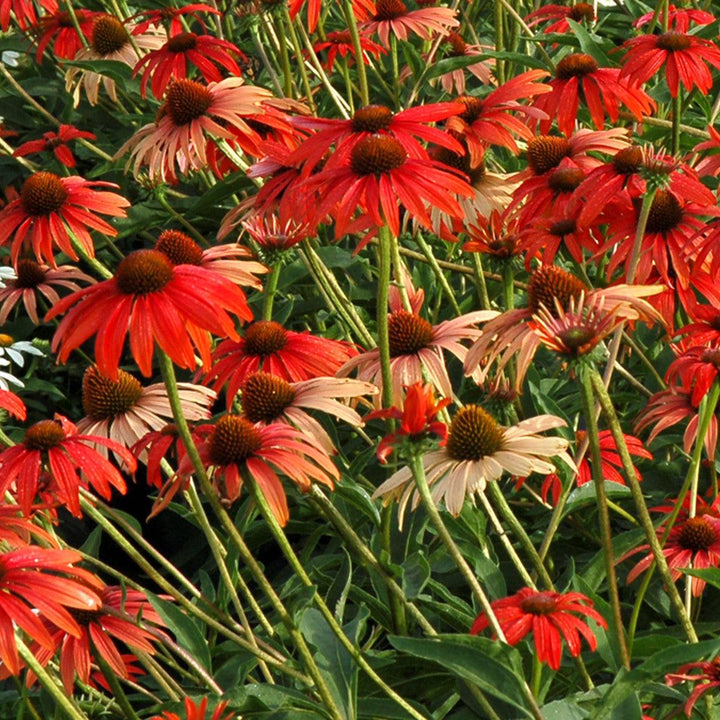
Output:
left=531, top=651, right=542, bottom=701
left=342, top=0, right=369, bottom=106
left=579, top=366, right=631, bottom=670
left=471, top=252, right=491, bottom=310
left=671, top=92, right=682, bottom=156
left=494, top=0, right=505, bottom=84
left=414, top=233, right=461, bottom=314
left=157, top=351, right=343, bottom=717
left=485, top=483, right=554, bottom=589
left=626, top=187, right=656, bottom=285
left=68, top=231, right=113, bottom=280
left=266, top=13, right=293, bottom=97
left=377, top=225, right=394, bottom=409
left=262, top=264, right=281, bottom=321
left=588, top=367, right=698, bottom=643
left=407, top=454, right=545, bottom=720
left=309, top=486, right=436, bottom=635
left=245, top=473, right=432, bottom=720
left=17, top=639, right=89, bottom=720
left=282, top=8, right=316, bottom=111
left=155, top=192, right=208, bottom=246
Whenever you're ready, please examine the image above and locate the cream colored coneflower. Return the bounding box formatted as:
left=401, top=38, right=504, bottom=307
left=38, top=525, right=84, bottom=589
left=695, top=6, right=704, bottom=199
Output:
left=65, top=14, right=165, bottom=106
left=372, top=405, right=574, bottom=527
left=76, top=366, right=215, bottom=460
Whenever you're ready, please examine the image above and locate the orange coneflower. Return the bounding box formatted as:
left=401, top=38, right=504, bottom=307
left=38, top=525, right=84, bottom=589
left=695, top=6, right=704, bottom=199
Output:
left=31, top=7, right=98, bottom=62
left=204, top=320, right=357, bottom=402
left=46, top=249, right=253, bottom=379
left=0, top=414, right=135, bottom=517
left=360, top=0, right=458, bottom=47
left=313, top=29, right=386, bottom=73
left=180, top=414, right=339, bottom=525
left=13, top=124, right=96, bottom=168
left=149, top=697, right=234, bottom=720
left=0, top=172, right=129, bottom=267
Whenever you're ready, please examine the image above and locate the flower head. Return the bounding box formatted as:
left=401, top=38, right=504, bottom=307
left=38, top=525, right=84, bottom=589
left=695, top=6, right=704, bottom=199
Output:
left=0, top=414, right=135, bottom=517
left=313, top=29, right=386, bottom=73
left=470, top=587, right=606, bottom=670
left=372, top=407, right=573, bottom=527
left=31, top=8, right=99, bottom=62
left=0, top=260, right=94, bottom=325
left=623, top=510, right=720, bottom=597
left=367, top=382, right=450, bottom=463
left=13, top=124, right=96, bottom=168
left=619, top=31, right=720, bottom=97
left=204, top=321, right=358, bottom=401
left=133, top=32, right=246, bottom=99
left=525, top=3, right=596, bottom=34
left=181, top=414, right=339, bottom=525
left=531, top=53, right=654, bottom=137
left=0, top=172, right=129, bottom=267
left=29, top=585, right=165, bottom=693
left=666, top=656, right=720, bottom=717
left=149, top=697, right=234, bottom=720
left=0, top=547, right=103, bottom=675
left=47, top=249, right=253, bottom=379
left=360, top=0, right=459, bottom=47
left=118, top=77, right=272, bottom=182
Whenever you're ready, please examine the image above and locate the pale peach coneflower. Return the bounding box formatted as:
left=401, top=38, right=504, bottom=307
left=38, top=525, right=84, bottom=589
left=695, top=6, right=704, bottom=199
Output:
left=65, top=14, right=165, bottom=106
left=360, top=0, right=459, bottom=48
left=0, top=260, right=95, bottom=325
left=239, top=371, right=378, bottom=452
left=117, top=77, right=273, bottom=182
left=338, top=272, right=498, bottom=407
left=464, top=266, right=664, bottom=391
left=76, top=366, right=215, bottom=460
left=437, top=32, right=494, bottom=95
left=372, top=404, right=574, bottom=527
left=153, top=229, right=268, bottom=290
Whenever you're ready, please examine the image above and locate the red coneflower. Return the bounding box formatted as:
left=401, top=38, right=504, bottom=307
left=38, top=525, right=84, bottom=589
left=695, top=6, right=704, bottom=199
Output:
left=129, top=3, right=220, bottom=35
left=531, top=53, right=654, bottom=137
left=307, top=133, right=473, bottom=237
left=312, top=29, right=386, bottom=73
left=435, top=32, right=493, bottom=95
left=623, top=510, right=720, bottom=596
left=204, top=320, right=357, bottom=402
left=13, top=124, right=97, bottom=168
left=1, top=0, right=54, bottom=31
left=0, top=414, right=135, bottom=517
left=360, top=0, right=458, bottom=48
left=619, top=30, right=720, bottom=97
left=149, top=697, right=234, bottom=720
left=118, top=77, right=272, bottom=182
left=134, top=31, right=246, bottom=99
left=46, top=249, right=253, bottom=379
left=666, top=342, right=720, bottom=406
left=180, top=414, right=339, bottom=525
left=633, top=4, right=715, bottom=32
left=525, top=3, right=596, bottom=34
left=367, top=381, right=450, bottom=463
left=290, top=101, right=464, bottom=177
left=0, top=547, right=103, bottom=676
left=0, top=172, right=129, bottom=267
left=31, top=7, right=98, bottom=62
left=0, top=260, right=94, bottom=325
left=445, top=70, right=552, bottom=165
left=666, top=656, right=720, bottom=717
left=29, top=585, right=165, bottom=693
left=470, top=587, right=607, bottom=670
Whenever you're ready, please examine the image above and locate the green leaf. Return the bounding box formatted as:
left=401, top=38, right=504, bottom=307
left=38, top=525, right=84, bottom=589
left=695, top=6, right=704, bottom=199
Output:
left=63, top=59, right=134, bottom=86
left=401, top=551, right=430, bottom=599
left=471, top=50, right=550, bottom=72
left=566, top=19, right=612, bottom=66
left=389, top=634, right=533, bottom=717
left=424, top=54, right=491, bottom=80
left=145, top=590, right=212, bottom=671
left=563, top=482, right=631, bottom=517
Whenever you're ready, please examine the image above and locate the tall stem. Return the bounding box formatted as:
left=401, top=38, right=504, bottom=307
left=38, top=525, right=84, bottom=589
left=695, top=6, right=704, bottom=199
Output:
left=245, top=474, right=431, bottom=720
left=377, top=225, right=394, bottom=409
left=578, top=366, right=631, bottom=670
left=262, top=264, right=281, bottom=321
left=588, top=367, right=698, bottom=643
left=342, top=0, right=369, bottom=105
left=157, top=351, right=345, bottom=718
